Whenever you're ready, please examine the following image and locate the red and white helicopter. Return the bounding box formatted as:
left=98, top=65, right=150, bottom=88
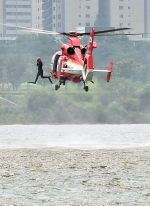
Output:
left=0, top=23, right=144, bottom=92
left=49, top=27, right=138, bottom=92
left=51, top=28, right=115, bottom=92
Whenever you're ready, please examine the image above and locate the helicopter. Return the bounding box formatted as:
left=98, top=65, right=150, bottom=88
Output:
left=49, top=26, right=143, bottom=92
left=0, top=23, right=146, bottom=92
left=50, top=28, right=115, bottom=92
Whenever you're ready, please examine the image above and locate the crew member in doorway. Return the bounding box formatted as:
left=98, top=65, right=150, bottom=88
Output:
left=29, top=57, right=53, bottom=84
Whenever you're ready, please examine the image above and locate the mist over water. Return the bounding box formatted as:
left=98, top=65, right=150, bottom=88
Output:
left=0, top=124, right=150, bottom=149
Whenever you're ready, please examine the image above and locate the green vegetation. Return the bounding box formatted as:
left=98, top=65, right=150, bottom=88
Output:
left=0, top=34, right=150, bottom=124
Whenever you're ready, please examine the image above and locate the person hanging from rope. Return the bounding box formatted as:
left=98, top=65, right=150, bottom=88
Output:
left=28, top=57, right=53, bottom=84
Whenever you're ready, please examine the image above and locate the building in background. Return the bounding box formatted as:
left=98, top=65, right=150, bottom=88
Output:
left=0, top=0, right=99, bottom=39
left=145, top=0, right=150, bottom=36
left=1, top=0, right=32, bottom=38
left=0, top=1, right=3, bottom=38
left=32, top=0, right=43, bottom=30
left=0, top=0, right=42, bottom=39
left=1, top=0, right=149, bottom=40
left=96, top=0, right=150, bottom=38
left=42, top=0, right=52, bottom=31
left=42, top=0, right=99, bottom=32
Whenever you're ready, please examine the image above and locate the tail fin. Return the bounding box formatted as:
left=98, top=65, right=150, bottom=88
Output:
left=86, top=28, right=95, bottom=55
left=106, top=62, right=113, bottom=82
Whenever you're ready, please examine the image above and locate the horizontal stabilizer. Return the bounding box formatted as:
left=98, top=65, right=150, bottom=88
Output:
left=62, top=68, right=82, bottom=72
left=93, top=62, right=113, bottom=82
left=93, top=69, right=109, bottom=72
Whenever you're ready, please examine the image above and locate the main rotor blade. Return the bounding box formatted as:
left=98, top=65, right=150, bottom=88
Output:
left=95, top=33, right=148, bottom=36
left=0, top=23, right=59, bottom=35
left=20, top=29, right=55, bottom=35
left=77, top=27, right=131, bottom=36
left=59, top=32, right=68, bottom=35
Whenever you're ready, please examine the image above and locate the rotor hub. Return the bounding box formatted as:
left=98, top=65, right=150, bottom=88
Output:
left=68, top=31, right=77, bottom=36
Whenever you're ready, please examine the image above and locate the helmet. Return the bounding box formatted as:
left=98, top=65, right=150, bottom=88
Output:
left=37, top=57, right=41, bottom=61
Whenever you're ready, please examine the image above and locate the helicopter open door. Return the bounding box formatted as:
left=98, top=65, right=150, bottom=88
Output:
left=51, top=54, right=60, bottom=73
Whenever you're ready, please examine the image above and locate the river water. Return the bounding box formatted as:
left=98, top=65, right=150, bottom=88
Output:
left=0, top=124, right=150, bottom=205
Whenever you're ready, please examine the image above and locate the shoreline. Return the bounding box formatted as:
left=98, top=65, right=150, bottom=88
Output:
left=0, top=145, right=150, bottom=150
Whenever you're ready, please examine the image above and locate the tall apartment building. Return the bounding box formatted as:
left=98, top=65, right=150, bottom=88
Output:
left=145, top=0, right=150, bottom=35
left=32, top=0, right=43, bottom=30
left=0, top=0, right=42, bottom=39
left=98, top=0, right=150, bottom=37
left=1, top=0, right=149, bottom=39
left=0, top=0, right=99, bottom=38
left=0, top=1, right=3, bottom=37
left=42, top=0, right=99, bottom=32
left=42, top=0, right=52, bottom=31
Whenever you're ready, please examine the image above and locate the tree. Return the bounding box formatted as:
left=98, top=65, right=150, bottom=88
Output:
left=5, top=54, right=28, bottom=90
left=114, top=58, right=149, bottom=83
left=0, top=56, right=4, bottom=79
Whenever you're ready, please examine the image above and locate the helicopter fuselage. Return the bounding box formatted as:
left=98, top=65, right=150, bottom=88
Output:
left=50, top=34, right=87, bottom=83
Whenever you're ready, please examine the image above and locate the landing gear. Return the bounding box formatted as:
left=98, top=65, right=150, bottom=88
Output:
left=83, top=81, right=89, bottom=92
left=55, top=84, right=60, bottom=90
left=55, top=78, right=66, bottom=91
left=84, top=85, right=89, bottom=92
